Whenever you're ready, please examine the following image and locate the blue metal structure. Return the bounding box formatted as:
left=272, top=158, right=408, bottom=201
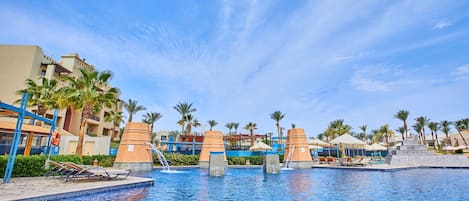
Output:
left=1, top=93, right=58, bottom=183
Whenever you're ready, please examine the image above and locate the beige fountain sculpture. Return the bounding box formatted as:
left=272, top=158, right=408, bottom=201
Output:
left=283, top=128, right=313, bottom=169
left=114, top=122, right=153, bottom=171
left=199, top=130, right=227, bottom=170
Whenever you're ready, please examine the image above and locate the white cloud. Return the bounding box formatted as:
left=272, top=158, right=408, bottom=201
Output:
left=452, top=64, right=469, bottom=80
left=433, top=20, right=451, bottom=29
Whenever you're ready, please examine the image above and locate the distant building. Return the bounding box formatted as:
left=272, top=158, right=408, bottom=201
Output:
left=0, top=45, right=122, bottom=155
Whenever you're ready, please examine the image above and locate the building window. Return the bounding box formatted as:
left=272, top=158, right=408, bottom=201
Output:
left=40, top=69, right=46, bottom=76
left=161, top=136, right=167, bottom=141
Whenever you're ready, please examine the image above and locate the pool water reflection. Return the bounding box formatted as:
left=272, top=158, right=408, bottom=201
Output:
left=72, top=168, right=469, bottom=201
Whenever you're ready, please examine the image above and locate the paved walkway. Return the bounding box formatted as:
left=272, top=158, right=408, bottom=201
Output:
left=0, top=176, right=154, bottom=201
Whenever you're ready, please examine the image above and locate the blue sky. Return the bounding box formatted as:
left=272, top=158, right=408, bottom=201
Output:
left=1, top=1, right=468, bottom=137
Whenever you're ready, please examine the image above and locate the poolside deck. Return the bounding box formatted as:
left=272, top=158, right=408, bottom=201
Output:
left=0, top=176, right=154, bottom=201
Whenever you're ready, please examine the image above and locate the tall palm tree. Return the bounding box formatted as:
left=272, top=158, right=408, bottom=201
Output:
left=439, top=120, right=451, bottom=146
left=455, top=119, right=468, bottom=146
left=124, top=99, right=146, bottom=122
left=142, top=112, right=162, bottom=134
left=184, top=114, right=200, bottom=136
left=394, top=110, right=409, bottom=141
left=104, top=110, right=125, bottom=140
left=16, top=77, right=60, bottom=118
left=232, top=122, right=240, bottom=147
left=359, top=125, right=367, bottom=141
left=415, top=116, right=429, bottom=145
left=208, top=120, right=218, bottom=131
left=59, top=68, right=119, bottom=156
left=428, top=122, right=439, bottom=147
left=244, top=122, right=257, bottom=147
left=270, top=111, right=285, bottom=144
left=379, top=124, right=394, bottom=149
left=412, top=123, right=423, bottom=144
left=173, top=101, right=196, bottom=135
left=225, top=123, right=233, bottom=134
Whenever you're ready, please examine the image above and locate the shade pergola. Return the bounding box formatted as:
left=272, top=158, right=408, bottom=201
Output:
left=365, top=143, right=387, bottom=151
left=330, top=134, right=366, bottom=145
left=249, top=141, right=272, bottom=151
left=330, top=134, right=366, bottom=158
left=307, top=138, right=329, bottom=147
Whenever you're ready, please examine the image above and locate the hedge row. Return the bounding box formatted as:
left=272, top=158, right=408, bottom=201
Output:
left=0, top=155, right=115, bottom=178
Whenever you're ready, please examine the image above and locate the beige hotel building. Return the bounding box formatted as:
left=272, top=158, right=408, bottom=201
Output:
left=0, top=45, right=122, bottom=155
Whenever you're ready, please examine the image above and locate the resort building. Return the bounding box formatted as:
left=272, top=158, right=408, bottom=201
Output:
left=0, top=45, right=122, bottom=155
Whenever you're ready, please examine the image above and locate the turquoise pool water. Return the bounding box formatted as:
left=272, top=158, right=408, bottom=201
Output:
left=72, top=168, right=469, bottom=200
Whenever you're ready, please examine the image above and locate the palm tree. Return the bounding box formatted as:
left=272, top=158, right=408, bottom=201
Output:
left=323, top=127, right=335, bottom=142
left=440, top=120, right=451, bottom=146
left=124, top=99, right=146, bottom=122
left=59, top=68, right=119, bottom=156
left=396, top=126, right=406, bottom=144
left=142, top=112, right=162, bottom=134
left=244, top=122, right=257, bottom=146
left=104, top=110, right=125, bottom=140
left=225, top=123, right=233, bottom=134
left=394, top=110, right=409, bottom=141
left=412, top=123, right=423, bottom=144
left=428, top=122, right=439, bottom=148
left=359, top=125, right=367, bottom=141
left=208, top=120, right=218, bottom=131
left=16, top=77, right=60, bottom=118
left=379, top=124, right=394, bottom=149
left=184, top=114, right=200, bottom=136
left=270, top=111, right=285, bottom=144
left=330, top=119, right=351, bottom=136
left=455, top=119, right=468, bottom=146
left=173, top=101, right=196, bottom=134
left=415, top=116, right=429, bottom=145
left=371, top=129, right=382, bottom=144
left=232, top=122, right=240, bottom=147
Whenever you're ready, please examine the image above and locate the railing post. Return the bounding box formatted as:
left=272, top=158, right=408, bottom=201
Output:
left=3, top=93, right=28, bottom=183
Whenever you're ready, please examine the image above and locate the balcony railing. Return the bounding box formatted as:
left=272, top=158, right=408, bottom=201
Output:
left=88, top=114, right=100, bottom=122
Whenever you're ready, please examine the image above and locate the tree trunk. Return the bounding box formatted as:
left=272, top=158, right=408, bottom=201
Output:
left=187, top=124, right=192, bottom=136
left=435, top=132, right=440, bottom=148
left=75, top=118, right=87, bottom=156
left=404, top=121, right=408, bottom=139
left=457, top=130, right=468, bottom=146
left=128, top=113, right=133, bottom=122
left=250, top=130, right=254, bottom=147
left=445, top=133, right=450, bottom=146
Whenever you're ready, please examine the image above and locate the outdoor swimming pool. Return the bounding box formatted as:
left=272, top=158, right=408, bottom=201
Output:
left=72, top=168, right=469, bottom=200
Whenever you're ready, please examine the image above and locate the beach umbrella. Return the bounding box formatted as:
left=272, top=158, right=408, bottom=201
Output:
left=249, top=141, right=272, bottom=151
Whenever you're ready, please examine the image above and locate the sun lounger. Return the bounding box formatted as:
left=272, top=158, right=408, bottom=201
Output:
left=350, top=157, right=371, bottom=166
left=61, top=162, right=131, bottom=182
left=45, top=160, right=78, bottom=179
left=319, top=157, right=326, bottom=164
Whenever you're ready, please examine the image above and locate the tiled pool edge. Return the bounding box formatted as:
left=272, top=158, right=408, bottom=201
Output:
left=18, top=179, right=154, bottom=201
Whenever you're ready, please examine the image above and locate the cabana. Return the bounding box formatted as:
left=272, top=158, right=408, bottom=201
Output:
left=330, top=134, right=366, bottom=158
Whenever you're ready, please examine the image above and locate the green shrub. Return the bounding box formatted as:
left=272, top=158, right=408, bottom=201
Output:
left=82, top=155, right=116, bottom=167
left=227, top=157, right=246, bottom=165
left=153, top=153, right=199, bottom=166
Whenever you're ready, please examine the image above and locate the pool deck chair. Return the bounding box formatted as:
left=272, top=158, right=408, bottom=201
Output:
left=46, top=160, right=77, bottom=179
left=62, top=162, right=131, bottom=182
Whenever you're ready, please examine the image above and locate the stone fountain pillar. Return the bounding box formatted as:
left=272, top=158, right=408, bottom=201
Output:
left=263, top=152, right=280, bottom=174
left=199, top=131, right=227, bottom=168
left=209, top=152, right=225, bottom=176
left=284, top=128, right=313, bottom=169
left=114, top=122, right=153, bottom=171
